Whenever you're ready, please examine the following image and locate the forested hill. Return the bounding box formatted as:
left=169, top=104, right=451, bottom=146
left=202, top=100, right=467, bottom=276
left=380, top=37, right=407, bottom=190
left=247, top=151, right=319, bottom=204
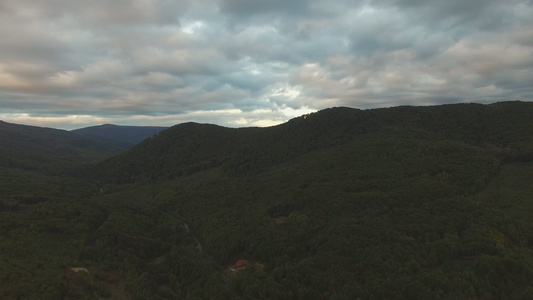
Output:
left=2, top=101, right=533, bottom=299
left=0, top=120, right=126, bottom=173
left=88, top=101, right=533, bottom=183
left=72, top=124, right=168, bottom=148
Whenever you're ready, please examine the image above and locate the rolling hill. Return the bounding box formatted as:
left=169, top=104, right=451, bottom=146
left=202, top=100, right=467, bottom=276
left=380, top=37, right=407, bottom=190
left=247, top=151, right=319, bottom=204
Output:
left=0, top=120, right=127, bottom=173
left=88, top=101, right=533, bottom=183
left=1, top=101, right=533, bottom=299
left=72, top=124, right=168, bottom=148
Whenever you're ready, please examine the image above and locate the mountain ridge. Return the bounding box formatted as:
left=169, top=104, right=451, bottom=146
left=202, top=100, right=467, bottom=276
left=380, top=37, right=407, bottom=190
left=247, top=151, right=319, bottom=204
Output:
left=71, top=124, right=168, bottom=148
left=0, top=120, right=127, bottom=173
left=86, top=101, right=533, bottom=183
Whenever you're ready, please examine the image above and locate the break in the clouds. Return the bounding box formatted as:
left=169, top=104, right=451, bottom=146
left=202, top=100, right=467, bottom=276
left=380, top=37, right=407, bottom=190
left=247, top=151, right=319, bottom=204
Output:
left=1, top=0, right=532, bottom=129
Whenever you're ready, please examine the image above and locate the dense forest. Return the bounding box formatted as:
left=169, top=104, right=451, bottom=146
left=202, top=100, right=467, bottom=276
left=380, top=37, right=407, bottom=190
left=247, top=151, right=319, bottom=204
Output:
left=1, top=101, right=533, bottom=299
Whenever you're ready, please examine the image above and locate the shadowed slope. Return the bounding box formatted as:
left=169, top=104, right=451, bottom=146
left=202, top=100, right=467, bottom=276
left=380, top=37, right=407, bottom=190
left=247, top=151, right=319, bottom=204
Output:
left=0, top=121, right=126, bottom=173
left=72, top=124, right=168, bottom=148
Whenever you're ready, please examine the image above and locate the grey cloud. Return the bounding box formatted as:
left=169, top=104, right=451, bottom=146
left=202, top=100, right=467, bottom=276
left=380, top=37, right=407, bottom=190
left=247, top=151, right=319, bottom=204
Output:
left=0, top=0, right=532, bottom=129
left=377, top=0, right=528, bottom=34
left=4, top=0, right=185, bottom=25
left=219, top=0, right=314, bottom=19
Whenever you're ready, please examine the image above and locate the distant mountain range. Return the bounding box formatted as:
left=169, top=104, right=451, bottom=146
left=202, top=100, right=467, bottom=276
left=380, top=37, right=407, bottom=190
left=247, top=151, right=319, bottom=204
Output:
left=3, top=101, right=533, bottom=177
left=0, top=121, right=167, bottom=173
left=71, top=124, right=168, bottom=148
left=0, top=120, right=126, bottom=172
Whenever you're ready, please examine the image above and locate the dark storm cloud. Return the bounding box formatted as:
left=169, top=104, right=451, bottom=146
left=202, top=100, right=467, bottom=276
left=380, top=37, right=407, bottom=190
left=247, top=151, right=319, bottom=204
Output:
left=0, top=0, right=532, bottom=129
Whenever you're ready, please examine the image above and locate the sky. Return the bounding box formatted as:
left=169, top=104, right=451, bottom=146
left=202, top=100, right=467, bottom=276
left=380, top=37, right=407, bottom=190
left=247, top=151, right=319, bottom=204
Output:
left=1, top=0, right=532, bottom=130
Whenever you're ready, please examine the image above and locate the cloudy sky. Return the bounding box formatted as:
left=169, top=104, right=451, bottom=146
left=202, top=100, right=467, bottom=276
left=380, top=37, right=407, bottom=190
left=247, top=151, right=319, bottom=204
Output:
left=1, top=0, right=532, bottom=129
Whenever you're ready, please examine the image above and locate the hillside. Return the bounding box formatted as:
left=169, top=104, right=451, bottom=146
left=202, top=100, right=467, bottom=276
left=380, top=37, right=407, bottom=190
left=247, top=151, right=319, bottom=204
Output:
left=89, top=101, right=533, bottom=183
left=72, top=124, right=168, bottom=148
left=1, top=101, right=533, bottom=299
left=0, top=121, right=126, bottom=173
